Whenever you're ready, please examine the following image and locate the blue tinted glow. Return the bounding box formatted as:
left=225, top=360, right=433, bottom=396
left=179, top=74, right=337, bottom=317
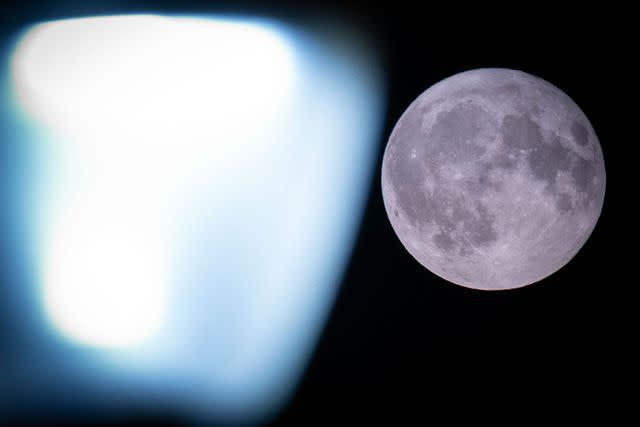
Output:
left=2, top=14, right=385, bottom=423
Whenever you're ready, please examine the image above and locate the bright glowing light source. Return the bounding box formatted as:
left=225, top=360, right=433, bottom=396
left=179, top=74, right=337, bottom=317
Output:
left=11, top=15, right=296, bottom=141
left=11, top=15, right=297, bottom=349
left=43, top=201, right=168, bottom=347
left=5, top=13, right=384, bottom=423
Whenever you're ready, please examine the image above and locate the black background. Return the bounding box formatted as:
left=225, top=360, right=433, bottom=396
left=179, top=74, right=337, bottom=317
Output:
left=1, top=1, right=631, bottom=425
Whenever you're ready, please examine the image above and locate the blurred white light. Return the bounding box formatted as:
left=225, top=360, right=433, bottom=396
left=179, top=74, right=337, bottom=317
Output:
left=11, top=15, right=297, bottom=349
left=7, top=13, right=384, bottom=423
left=43, top=201, right=168, bottom=347
left=12, top=15, right=295, bottom=141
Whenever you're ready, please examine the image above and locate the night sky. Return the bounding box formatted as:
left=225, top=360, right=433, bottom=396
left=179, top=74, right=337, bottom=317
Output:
left=0, top=1, right=630, bottom=425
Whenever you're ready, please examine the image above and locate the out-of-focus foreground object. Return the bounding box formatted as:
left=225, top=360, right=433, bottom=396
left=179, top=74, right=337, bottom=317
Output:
left=0, top=14, right=384, bottom=424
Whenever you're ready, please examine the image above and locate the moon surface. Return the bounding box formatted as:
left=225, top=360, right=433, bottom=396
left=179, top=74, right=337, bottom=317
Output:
left=381, top=68, right=605, bottom=290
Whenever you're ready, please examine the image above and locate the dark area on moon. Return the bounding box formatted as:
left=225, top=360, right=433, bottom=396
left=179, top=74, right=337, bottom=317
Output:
left=387, top=95, right=599, bottom=257
left=390, top=102, right=501, bottom=252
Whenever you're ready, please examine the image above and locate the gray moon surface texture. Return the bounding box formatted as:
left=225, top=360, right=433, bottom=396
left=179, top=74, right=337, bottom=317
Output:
left=381, top=68, right=606, bottom=290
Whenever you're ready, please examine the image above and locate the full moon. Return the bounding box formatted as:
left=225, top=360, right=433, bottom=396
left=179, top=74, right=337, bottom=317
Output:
left=381, top=68, right=605, bottom=290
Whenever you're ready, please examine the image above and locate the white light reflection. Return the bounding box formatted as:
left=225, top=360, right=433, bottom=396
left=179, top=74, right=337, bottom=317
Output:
left=8, top=14, right=384, bottom=422
left=12, top=15, right=297, bottom=348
